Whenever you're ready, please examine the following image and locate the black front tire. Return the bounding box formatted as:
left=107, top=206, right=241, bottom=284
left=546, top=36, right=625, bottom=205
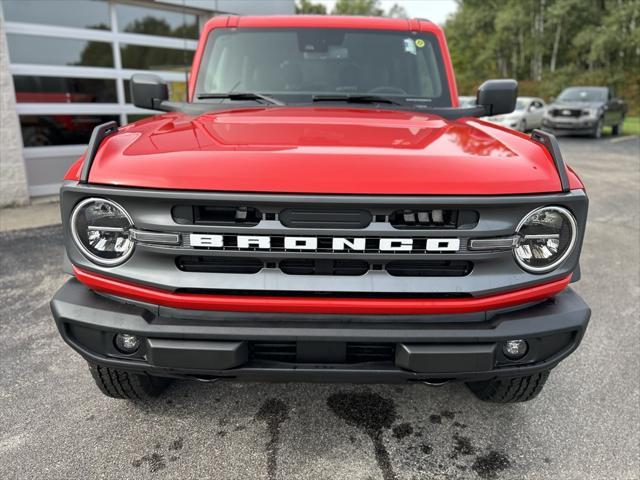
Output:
left=466, top=370, right=550, bottom=403
left=591, top=117, right=604, bottom=138
left=611, top=119, right=623, bottom=135
left=88, top=363, right=172, bottom=400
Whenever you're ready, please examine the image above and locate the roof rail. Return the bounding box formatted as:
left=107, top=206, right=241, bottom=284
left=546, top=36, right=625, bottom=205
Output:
left=530, top=129, right=570, bottom=193
left=79, top=121, right=119, bottom=184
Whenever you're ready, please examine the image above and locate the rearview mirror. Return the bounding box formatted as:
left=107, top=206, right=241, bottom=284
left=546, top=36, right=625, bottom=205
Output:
left=476, top=79, right=517, bottom=116
left=130, top=74, right=169, bottom=110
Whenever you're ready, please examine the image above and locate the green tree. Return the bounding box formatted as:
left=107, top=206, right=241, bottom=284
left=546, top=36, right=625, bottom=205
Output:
left=387, top=3, right=409, bottom=18
left=445, top=0, right=639, bottom=113
left=295, top=0, right=327, bottom=14
left=332, top=0, right=384, bottom=16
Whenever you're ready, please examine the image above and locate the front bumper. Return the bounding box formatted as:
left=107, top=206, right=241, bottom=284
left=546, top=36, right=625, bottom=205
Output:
left=542, top=118, right=597, bottom=133
left=51, top=279, right=590, bottom=384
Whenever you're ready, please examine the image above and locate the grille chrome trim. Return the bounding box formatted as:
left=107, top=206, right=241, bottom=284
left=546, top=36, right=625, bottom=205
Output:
left=469, top=236, right=518, bottom=251
left=130, top=229, right=180, bottom=245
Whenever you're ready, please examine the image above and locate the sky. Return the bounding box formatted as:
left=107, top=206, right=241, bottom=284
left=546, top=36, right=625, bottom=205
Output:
left=316, top=0, right=459, bottom=25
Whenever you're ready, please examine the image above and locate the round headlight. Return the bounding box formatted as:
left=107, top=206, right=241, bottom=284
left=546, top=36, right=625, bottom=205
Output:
left=514, top=206, right=577, bottom=273
left=71, top=198, right=134, bottom=266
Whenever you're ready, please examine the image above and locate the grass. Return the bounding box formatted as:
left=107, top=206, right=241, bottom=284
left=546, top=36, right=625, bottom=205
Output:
left=605, top=116, right=640, bottom=136
left=622, top=116, right=640, bottom=136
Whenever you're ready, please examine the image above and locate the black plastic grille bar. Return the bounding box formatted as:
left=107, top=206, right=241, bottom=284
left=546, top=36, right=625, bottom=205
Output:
left=175, top=256, right=472, bottom=277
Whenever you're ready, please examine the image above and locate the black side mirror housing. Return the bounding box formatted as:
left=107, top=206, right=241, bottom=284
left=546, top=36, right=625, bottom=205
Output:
left=130, top=74, right=169, bottom=110
left=476, top=79, right=517, bottom=116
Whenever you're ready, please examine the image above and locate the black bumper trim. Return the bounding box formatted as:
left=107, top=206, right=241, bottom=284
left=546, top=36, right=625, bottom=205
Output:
left=51, top=278, right=590, bottom=383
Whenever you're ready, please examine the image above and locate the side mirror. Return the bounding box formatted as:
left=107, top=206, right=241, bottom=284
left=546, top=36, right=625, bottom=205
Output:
left=130, top=74, right=168, bottom=110
left=476, top=79, right=517, bottom=116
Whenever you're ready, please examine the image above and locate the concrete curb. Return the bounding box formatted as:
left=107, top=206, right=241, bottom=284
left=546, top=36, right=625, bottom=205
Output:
left=0, top=198, right=61, bottom=232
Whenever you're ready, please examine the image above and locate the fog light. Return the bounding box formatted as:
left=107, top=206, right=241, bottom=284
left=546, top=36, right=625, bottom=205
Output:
left=115, top=333, right=141, bottom=353
left=503, top=339, right=528, bottom=359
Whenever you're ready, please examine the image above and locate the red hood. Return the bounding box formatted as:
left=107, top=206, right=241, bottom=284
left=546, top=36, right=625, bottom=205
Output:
left=78, top=107, right=581, bottom=195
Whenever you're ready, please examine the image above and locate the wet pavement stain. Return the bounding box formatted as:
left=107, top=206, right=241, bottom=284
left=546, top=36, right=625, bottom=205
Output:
left=392, top=423, right=413, bottom=440
left=255, top=398, right=289, bottom=480
left=168, top=437, right=183, bottom=451
left=132, top=452, right=166, bottom=473
left=327, top=391, right=397, bottom=480
left=451, top=433, right=475, bottom=459
left=441, top=410, right=455, bottom=420
left=472, top=451, right=511, bottom=479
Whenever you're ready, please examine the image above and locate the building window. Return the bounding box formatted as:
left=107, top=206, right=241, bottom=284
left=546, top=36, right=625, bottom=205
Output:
left=126, top=114, right=154, bottom=124
left=1, top=0, right=111, bottom=30
left=2, top=0, right=207, bottom=197
left=5, top=34, right=114, bottom=67
left=115, top=3, right=198, bottom=39
left=20, top=115, right=120, bottom=147
left=120, top=44, right=194, bottom=71
left=13, top=76, right=118, bottom=103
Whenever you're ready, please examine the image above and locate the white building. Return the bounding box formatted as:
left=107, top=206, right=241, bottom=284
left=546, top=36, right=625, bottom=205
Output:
left=0, top=0, right=294, bottom=206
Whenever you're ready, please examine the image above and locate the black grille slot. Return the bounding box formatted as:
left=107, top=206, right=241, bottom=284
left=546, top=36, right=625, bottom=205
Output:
left=346, top=343, right=395, bottom=363
left=279, top=208, right=372, bottom=229
left=551, top=108, right=582, bottom=118
left=250, top=342, right=394, bottom=364
left=280, top=259, right=370, bottom=276
left=386, top=260, right=472, bottom=277
left=389, top=209, right=478, bottom=229
left=173, top=205, right=261, bottom=226
left=251, top=342, right=296, bottom=362
left=176, top=256, right=263, bottom=274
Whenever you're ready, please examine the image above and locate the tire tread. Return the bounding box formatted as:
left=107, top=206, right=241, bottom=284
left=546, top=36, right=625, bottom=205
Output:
left=467, top=371, right=550, bottom=403
left=88, top=363, right=170, bottom=400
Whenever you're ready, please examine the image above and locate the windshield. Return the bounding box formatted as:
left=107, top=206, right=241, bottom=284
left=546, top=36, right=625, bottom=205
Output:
left=515, top=99, right=526, bottom=111
left=557, top=87, right=607, bottom=103
left=195, top=28, right=451, bottom=107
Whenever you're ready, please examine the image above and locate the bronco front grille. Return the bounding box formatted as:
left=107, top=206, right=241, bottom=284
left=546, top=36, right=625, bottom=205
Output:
left=61, top=184, right=588, bottom=297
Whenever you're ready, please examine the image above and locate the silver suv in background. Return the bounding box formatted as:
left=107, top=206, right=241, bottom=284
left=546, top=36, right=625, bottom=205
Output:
left=542, top=86, right=627, bottom=138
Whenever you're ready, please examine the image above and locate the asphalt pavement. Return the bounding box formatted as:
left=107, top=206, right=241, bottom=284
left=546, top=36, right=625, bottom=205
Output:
left=1, top=135, right=638, bottom=480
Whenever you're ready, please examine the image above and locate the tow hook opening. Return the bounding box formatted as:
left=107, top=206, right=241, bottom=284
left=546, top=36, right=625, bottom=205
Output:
left=409, top=378, right=453, bottom=387
left=185, top=376, right=224, bottom=383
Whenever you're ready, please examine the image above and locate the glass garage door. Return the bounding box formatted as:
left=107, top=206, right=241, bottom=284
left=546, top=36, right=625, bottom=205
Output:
left=1, top=0, right=204, bottom=197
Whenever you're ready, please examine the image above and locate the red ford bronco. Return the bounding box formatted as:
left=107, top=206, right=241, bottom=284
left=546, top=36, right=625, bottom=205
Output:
left=51, top=15, right=590, bottom=403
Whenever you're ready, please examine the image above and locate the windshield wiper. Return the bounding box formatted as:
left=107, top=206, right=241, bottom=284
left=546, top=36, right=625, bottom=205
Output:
left=197, top=92, right=285, bottom=106
left=312, top=94, right=404, bottom=106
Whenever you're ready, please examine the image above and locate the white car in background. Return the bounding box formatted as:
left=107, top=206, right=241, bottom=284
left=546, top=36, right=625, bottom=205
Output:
left=484, top=96, right=546, bottom=132
left=458, top=95, right=477, bottom=107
